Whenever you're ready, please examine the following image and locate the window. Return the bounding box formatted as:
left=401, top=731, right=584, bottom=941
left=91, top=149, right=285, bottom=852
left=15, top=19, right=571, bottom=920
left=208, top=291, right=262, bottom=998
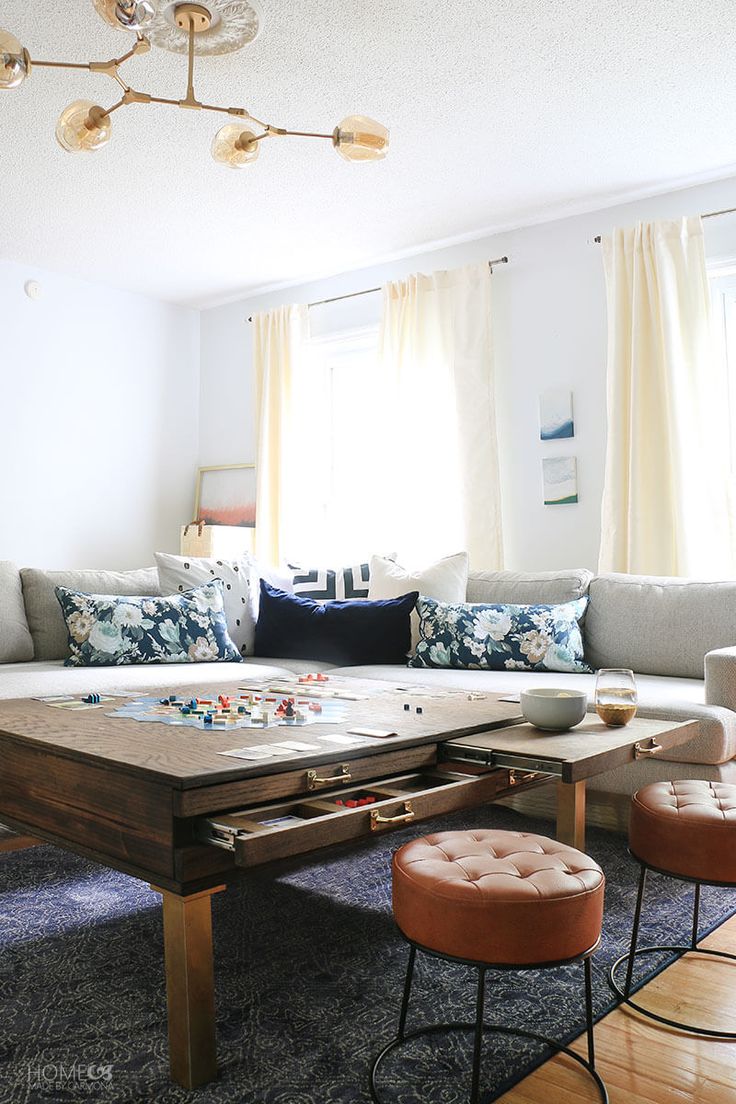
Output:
left=709, top=267, right=736, bottom=473
left=284, top=323, right=392, bottom=563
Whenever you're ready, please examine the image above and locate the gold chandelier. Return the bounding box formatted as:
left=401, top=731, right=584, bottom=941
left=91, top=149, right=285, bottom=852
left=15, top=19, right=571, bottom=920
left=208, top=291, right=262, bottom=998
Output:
left=0, top=1, right=389, bottom=168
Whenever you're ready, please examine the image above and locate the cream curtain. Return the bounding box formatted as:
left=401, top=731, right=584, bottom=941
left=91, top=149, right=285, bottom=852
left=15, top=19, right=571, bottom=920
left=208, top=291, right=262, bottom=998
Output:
left=252, top=304, right=309, bottom=564
left=379, top=262, right=504, bottom=568
left=599, top=217, right=736, bottom=577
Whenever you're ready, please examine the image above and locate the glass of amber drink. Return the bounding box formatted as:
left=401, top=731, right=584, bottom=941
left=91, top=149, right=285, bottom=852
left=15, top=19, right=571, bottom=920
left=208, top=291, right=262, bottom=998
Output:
left=595, top=668, right=638, bottom=726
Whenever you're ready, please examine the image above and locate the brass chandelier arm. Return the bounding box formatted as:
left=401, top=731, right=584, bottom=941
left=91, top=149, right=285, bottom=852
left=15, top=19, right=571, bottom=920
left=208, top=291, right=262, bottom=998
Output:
left=31, top=60, right=92, bottom=72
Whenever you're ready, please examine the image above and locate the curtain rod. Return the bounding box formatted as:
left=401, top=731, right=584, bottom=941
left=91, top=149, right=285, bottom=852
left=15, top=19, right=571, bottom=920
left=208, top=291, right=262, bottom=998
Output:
left=592, top=206, right=736, bottom=244
left=246, top=256, right=509, bottom=322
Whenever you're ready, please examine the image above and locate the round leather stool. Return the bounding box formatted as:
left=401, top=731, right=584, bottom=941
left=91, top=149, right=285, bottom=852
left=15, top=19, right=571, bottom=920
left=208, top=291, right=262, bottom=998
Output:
left=370, top=829, right=607, bottom=1104
left=610, top=780, right=736, bottom=1035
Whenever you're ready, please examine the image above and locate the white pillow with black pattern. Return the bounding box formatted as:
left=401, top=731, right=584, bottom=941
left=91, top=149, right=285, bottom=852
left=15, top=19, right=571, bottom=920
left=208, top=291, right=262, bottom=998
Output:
left=288, top=556, right=396, bottom=601
left=154, top=552, right=254, bottom=656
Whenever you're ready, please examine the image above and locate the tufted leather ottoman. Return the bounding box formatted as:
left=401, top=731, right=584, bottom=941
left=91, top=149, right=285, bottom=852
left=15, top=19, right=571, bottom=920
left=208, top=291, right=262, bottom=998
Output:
left=393, top=829, right=605, bottom=965
left=609, top=780, right=736, bottom=1038
left=370, top=829, right=608, bottom=1104
left=630, top=780, right=736, bottom=882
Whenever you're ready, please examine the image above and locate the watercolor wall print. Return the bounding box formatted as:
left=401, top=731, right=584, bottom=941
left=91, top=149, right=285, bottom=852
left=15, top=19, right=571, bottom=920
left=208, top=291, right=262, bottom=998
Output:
left=539, top=388, right=574, bottom=440
left=542, top=456, right=578, bottom=505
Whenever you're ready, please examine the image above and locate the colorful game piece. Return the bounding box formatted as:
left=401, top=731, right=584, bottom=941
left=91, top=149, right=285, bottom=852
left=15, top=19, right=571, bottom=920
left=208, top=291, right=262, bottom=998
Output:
left=83, top=693, right=101, bottom=704
left=309, top=702, right=322, bottom=713
left=204, top=714, right=213, bottom=725
left=238, top=705, right=247, bottom=714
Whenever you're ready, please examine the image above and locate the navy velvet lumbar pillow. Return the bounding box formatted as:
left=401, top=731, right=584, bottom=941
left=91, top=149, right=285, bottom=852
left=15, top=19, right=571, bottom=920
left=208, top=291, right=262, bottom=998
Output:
left=255, top=580, right=418, bottom=665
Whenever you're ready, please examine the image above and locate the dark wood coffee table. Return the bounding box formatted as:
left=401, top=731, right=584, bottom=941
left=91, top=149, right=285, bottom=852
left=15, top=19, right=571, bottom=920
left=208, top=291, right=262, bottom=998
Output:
left=0, top=677, right=697, bottom=1088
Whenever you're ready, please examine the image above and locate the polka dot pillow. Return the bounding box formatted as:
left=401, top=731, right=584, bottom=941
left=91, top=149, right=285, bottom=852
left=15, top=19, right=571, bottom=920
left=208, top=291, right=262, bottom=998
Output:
left=155, top=552, right=253, bottom=656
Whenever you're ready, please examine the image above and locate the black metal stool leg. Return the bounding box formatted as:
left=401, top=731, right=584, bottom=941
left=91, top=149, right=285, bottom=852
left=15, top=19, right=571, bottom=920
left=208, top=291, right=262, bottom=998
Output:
left=624, top=864, right=647, bottom=998
left=584, top=956, right=595, bottom=1068
left=470, top=967, right=486, bottom=1104
left=691, top=882, right=701, bottom=950
left=397, top=945, right=416, bottom=1042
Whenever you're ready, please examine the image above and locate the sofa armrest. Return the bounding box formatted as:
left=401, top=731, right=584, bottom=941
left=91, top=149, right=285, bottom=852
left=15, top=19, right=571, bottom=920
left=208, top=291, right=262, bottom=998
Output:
left=705, top=647, right=736, bottom=713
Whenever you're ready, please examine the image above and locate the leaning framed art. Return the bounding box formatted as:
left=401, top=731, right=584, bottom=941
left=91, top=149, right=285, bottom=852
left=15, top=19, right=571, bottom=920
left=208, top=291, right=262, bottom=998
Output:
left=193, top=464, right=256, bottom=527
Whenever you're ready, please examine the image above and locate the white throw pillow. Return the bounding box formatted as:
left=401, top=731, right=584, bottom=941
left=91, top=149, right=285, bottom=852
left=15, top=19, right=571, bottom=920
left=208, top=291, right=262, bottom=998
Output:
left=368, top=552, right=470, bottom=653
left=155, top=552, right=254, bottom=657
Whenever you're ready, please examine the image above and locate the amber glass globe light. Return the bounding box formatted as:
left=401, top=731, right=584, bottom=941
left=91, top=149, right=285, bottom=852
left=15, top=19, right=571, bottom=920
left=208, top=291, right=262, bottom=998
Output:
left=92, top=0, right=157, bottom=31
left=333, top=115, right=389, bottom=162
left=56, top=101, right=113, bottom=153
left=211, top=125, right=260, bottom=168
left=0, top=30, right=30, bottom=90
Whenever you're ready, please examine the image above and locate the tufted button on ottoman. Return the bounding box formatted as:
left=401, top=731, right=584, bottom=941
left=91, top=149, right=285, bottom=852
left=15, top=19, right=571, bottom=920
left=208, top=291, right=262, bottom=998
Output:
left=610, top=780, right=736, bottom=1036
left=370, top=829, right=608, bottom=1104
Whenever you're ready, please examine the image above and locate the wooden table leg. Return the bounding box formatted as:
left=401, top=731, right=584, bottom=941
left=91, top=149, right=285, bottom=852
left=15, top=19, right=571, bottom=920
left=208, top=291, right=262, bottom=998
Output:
left=151, top=884, right=225, bottom=1089
left=556, top=780, right=586, bottom=850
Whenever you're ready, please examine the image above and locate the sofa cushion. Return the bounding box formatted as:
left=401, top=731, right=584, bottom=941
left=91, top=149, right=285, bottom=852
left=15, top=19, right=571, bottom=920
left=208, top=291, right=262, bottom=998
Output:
left=0, top=561, right=34, bottom=663
left=586, top=573, right=736, bottom=679
left=409, top=595, right=591, bottom=673
left=0, top=658, right=305, bottom=701
left=466, top=568, right=593, bottom=605
left=56, top=580, right=241, bottom=667
left=21, top=567, right=160, bottom=661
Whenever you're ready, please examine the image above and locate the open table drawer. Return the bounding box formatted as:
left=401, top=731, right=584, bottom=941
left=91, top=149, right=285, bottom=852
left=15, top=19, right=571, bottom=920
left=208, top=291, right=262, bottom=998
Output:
left=195, top=766, right=529, bottom=868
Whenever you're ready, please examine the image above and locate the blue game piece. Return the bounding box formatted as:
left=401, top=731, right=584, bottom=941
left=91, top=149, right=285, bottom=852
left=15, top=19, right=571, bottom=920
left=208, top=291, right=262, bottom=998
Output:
left=160, top=698, right=170, bottom=706
left=204, top=713, right=213, bottom=725
left=181, top=706, right=191, bottom=715
left=238, top=705, right=246, bottom=714
left=189, top=699, right=197, bottom=710
left=83, top=693, right=101, bottom=705
left=170, top=695, right=178, bottom=703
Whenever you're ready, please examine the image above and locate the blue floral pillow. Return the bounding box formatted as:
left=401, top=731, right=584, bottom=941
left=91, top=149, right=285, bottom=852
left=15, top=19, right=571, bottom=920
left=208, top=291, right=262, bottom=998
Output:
left=56, top=580, right=242, bottom=667
left=409, top=595, right=591, bottom=673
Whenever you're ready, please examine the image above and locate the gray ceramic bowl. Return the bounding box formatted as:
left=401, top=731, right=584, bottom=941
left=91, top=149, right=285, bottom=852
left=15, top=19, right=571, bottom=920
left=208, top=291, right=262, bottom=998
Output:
left=520, top=688, right=588, bottom=732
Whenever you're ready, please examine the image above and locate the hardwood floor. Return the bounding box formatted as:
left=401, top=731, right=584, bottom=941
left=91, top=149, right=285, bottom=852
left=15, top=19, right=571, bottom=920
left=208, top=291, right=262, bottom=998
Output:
left=501, top=914, right=736, bottom=1103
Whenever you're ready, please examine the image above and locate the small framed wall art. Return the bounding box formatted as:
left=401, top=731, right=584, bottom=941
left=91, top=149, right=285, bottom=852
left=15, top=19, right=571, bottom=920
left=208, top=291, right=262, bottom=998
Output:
left=542, top=456, right=578, bottom=505
left=539, top=388, right=574, bottom=440
left=194, top=464, right=256, bottom=527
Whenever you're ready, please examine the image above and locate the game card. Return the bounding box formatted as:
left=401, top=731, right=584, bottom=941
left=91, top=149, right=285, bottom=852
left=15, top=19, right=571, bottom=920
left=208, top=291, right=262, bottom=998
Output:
left=272, top=740, right=320, bottom=752
left=218, top=747, right=274, bottom=760
left=317, top=734, right=366, bottom=746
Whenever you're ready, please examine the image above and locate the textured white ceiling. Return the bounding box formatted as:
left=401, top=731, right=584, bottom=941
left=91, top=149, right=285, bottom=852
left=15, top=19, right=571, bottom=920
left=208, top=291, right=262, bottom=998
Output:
left=2, top=1, right=736, bottom=306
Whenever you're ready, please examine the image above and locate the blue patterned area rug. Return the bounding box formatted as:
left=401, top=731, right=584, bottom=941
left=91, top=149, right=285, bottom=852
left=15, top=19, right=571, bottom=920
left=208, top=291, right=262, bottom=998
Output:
left=1, top=804, right=735, bottom=1104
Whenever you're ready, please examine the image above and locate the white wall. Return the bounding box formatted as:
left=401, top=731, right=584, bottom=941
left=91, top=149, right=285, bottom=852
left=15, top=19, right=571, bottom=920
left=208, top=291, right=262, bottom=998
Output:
left=199, top=176, right=736, bottom=573
left=0, top=259, right=200, bottom=569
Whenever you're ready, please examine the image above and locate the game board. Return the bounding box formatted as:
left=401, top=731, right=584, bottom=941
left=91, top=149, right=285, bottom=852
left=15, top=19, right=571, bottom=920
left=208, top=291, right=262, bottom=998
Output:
left=107, top=692, right=350, bottom=731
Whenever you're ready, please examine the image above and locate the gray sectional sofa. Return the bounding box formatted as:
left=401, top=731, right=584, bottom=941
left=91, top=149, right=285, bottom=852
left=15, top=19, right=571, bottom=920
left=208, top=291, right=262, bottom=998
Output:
left=1, top=561, right=735, bottom=798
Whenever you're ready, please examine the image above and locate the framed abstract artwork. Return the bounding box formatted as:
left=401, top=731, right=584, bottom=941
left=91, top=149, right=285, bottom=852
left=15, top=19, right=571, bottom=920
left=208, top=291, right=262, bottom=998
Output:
left=194, top=464, right=256, bottom=527
left=542, top=456, right=578, bottom=505
left=539, top=388, right=574, bottom=440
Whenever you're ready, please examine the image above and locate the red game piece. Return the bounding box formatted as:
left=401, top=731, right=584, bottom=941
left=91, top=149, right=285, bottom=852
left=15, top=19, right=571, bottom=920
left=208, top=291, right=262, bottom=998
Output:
left=335, top=799, right=344, bottom=806
left=345, top=799, right=358, bottom=808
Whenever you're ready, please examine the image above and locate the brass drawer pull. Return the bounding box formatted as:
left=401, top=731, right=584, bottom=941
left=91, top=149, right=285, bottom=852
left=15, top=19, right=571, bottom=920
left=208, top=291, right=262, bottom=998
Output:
left=370, top=801, right=415, bottom=831
left=307, top=763, right=352, bottom=790
left=634, top=738, right=663, bottom=759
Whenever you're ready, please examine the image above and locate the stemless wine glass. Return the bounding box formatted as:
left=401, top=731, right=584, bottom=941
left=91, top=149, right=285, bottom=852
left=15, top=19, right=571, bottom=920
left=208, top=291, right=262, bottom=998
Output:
left=595, top=669, right=638, bottom=726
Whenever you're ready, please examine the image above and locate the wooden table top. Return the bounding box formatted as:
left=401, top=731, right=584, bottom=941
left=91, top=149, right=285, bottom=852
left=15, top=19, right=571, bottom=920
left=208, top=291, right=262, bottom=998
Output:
left=447, top=715, right=700, bottom=782
left=0, top=678, right=525, bottom=788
